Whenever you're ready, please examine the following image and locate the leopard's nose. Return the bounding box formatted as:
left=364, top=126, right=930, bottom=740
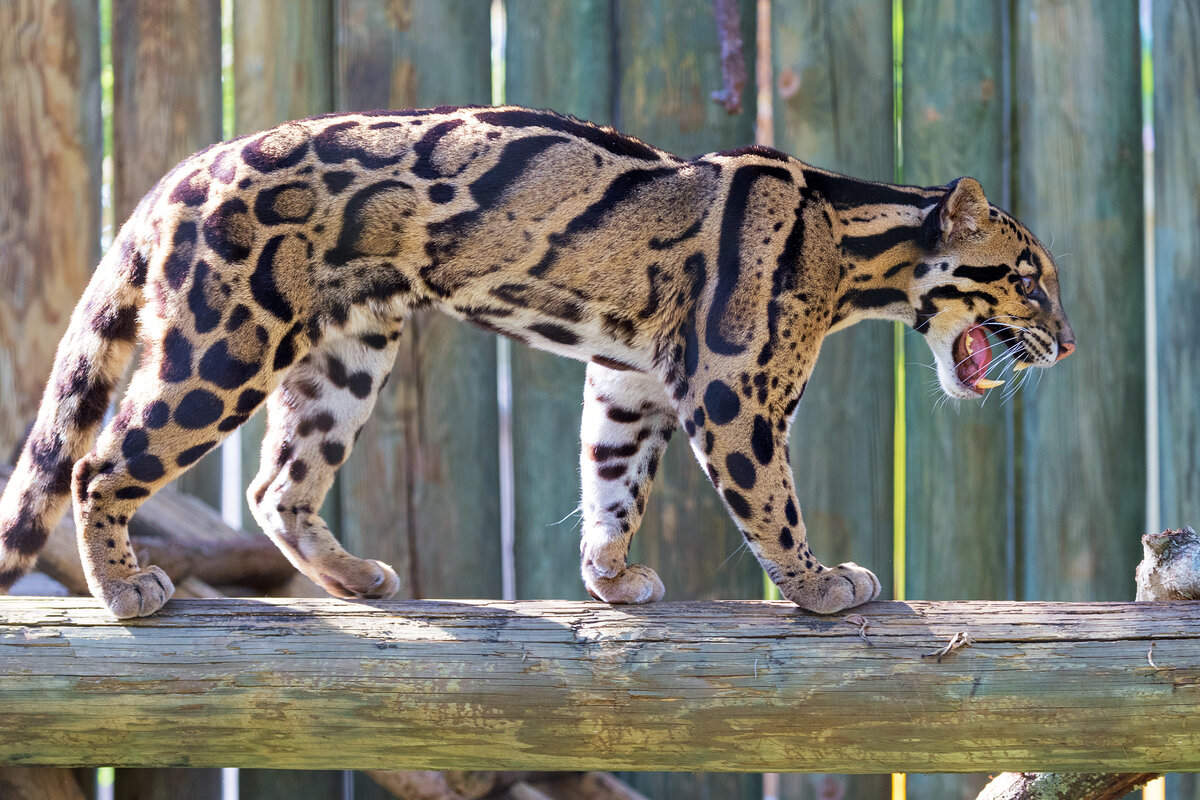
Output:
left=1056, top=340, right=1075, bottom=361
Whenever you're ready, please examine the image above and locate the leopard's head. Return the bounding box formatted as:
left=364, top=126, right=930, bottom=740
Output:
left=914, top=177, right=1075, bottom=400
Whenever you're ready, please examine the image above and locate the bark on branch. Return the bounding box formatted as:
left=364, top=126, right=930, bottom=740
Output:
left=710, top=0, right=747, bottom=114
left=975, top=526, right=1200, bottom=800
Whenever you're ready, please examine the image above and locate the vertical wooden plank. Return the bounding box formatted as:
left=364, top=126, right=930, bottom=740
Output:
left=332, top=4, right=494, bottom=797
left=109, top=2, right=223, bottom=798
left=614, top=4, right=761, bottom=798
left=1156, top=5, right=1200, bottom=796
left=1014, top=0, right=1144, bottom=601
left=0, top=0, right=101, bottom=455
left=771, top=3, right=893, bottom=798
left=1155, top=5, right=1200, bottom=795
left=232, top=3, right=343, bottom=798
left=1154, top=0, right=1199, bottom=532
left=903, top=0, right=1010, bottom=602
left=901, top=4, right=1009, bottom=797
left=112, top=0, right=224, bottom=507
left=505, top=0, right=613, bottom=600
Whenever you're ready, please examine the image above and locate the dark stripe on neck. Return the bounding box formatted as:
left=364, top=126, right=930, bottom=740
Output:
left=840, top=225, right=918, bottom=261
left=839, top=287, right=909, bottom=310
left=802, top=169, right=937, bottom=211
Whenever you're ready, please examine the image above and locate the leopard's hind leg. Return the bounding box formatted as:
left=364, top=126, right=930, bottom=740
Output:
left=578, top=363, right=677, bottom=603
left=72, top=339, right=284, bottom=618
left=247, top=323, right=402, bottom=600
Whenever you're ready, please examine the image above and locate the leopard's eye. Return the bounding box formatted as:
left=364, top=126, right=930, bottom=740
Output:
left=1018, top=275, right=1037, bottom=296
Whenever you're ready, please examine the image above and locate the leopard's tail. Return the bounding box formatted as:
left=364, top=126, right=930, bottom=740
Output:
left=0, top=219, right=149, bottom=592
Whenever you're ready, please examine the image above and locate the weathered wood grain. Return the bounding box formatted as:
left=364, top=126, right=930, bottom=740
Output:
left=1, top=598, right=1199, bottom=773
left=333, top=0, right=500, bottom=605
left=504, top=0, right=613, bottom=602
left=771, top=3, right=894, bottom=796
left=1014, top=0, right=1145, bottom=601
left=0, top=0, right=101, bottom=456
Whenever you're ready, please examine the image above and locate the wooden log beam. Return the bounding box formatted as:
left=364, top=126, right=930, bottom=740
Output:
left=2, top=598, right=1199, bottom=773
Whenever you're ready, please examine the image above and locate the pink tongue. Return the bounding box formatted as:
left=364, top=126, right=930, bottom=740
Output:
left=964, top=326, right=991, bottom=382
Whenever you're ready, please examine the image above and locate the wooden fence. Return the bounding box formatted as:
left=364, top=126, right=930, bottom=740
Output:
left=0, top=1, right=1196, bottom=799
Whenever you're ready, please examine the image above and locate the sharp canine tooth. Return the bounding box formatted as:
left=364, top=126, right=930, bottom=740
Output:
left=1013, top=362, right=1031, bottom=372
left=976, top=378, right=1005, bottom=389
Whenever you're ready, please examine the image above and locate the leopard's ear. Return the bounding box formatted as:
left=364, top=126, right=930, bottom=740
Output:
left=937, top=177, right=989, bottom=243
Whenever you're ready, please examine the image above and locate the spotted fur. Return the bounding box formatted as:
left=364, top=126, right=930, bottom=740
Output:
left=0, top=106, right=1074, bottom=617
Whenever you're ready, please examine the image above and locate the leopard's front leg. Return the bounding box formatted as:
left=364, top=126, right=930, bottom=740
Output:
left=678, top=377, right=881, bottom=614
left=578, top=363, right=677, bottom=603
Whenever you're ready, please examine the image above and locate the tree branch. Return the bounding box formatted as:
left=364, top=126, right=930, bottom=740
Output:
left=710, top=0, right=746, bottom=114
left=975, top=527, right=1200, bottom=800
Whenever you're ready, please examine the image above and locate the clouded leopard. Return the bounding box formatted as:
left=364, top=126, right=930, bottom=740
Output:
left=0, top=105, right=1074, bottom=618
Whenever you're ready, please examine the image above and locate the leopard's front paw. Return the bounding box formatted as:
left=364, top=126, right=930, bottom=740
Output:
left=318, top=559, right=400, bottom=600
left=98, top=566, right=175, bottom=619
left=784, top=562, right=880, bottom=614
left=584, top=563, right=665, bottom=604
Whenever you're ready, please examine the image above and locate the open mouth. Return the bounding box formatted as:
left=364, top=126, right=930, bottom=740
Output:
left=952, top=325, right=1005, bottom=395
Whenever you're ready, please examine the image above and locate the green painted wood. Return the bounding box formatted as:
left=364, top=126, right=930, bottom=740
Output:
left=0, top=0, right=101, bottom=453
left=109, top=3, right=223, bottom=796
left=231, top=4, right=343, bottom=796
left=331, top=5, right=495, bottom=796
left=1154, top=0, right=1199, bottom=532
left=504, top=0, right=613, bottom=601
left=901, top=5, right=1010, bottom=797
left=902, top=0, right=1010, bottom=602
left=1014, top=0, right=1144, bottom=602
left=772, top=3, right=893, bottom=798
left=1154, top=4, right=1199, bottom=796
left=614, top=4, right=761, bottom=797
